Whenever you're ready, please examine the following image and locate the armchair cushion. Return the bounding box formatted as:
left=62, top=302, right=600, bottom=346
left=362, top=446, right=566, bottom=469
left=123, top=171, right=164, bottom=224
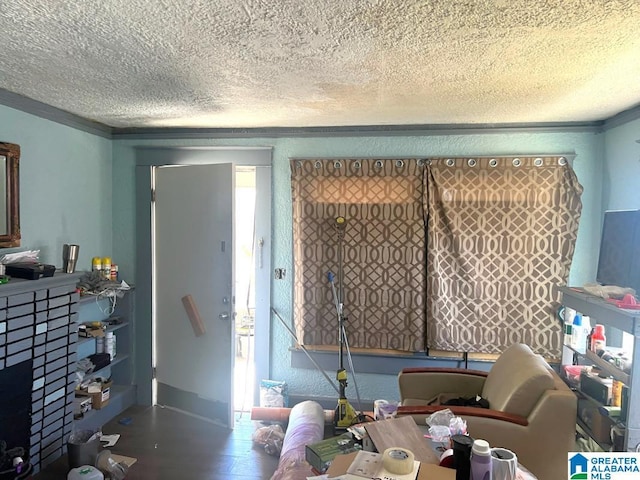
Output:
left=398, top=368, right=487, bottom=406
left=482, top=343, right=554, bottom=417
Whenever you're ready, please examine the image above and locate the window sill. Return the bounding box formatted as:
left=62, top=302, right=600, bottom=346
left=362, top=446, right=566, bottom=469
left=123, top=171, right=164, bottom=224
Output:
left=289, top=347, right=498, bottom=375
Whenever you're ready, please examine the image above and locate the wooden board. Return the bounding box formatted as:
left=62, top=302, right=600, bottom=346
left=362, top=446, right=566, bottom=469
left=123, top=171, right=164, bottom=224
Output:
left=181, top=294, right=206, bottom=336
left=364, top=416, right=439, bottom=465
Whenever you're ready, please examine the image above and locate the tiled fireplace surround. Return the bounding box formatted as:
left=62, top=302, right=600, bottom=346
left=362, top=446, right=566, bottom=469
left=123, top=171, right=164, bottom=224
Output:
left=0, top=273, right=82, bottom=474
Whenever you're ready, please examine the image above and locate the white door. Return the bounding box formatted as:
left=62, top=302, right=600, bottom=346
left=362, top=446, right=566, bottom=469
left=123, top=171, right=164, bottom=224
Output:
left=153, top=163, right=234, bottom=427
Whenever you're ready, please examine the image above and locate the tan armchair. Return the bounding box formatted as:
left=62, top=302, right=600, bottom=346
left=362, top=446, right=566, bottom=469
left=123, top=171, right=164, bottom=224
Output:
left=397, top=343, right=576, bottom=480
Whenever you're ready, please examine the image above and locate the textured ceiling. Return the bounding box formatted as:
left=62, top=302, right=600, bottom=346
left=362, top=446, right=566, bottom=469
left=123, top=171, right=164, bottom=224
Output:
left=1, top=0, right=640, bottom=129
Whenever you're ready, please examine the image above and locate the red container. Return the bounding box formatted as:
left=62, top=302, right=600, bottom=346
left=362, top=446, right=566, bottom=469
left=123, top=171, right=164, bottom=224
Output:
left=590, top=324, right=606, bottom=352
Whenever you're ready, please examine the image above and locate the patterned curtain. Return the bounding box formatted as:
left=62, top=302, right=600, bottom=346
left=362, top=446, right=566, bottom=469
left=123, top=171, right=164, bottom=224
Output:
left=424, top=156, right=583, bottom=358
left=290, top=158, right=427, bottom=351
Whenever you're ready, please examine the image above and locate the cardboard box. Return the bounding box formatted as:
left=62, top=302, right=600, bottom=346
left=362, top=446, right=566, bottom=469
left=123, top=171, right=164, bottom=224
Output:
left=326, top=452, right=455, bottom=480
left=305, top=433, right=362, bottom=473
left=77, top=380, right=112, bottom=410
left=78, top=324, right=105, bottom=338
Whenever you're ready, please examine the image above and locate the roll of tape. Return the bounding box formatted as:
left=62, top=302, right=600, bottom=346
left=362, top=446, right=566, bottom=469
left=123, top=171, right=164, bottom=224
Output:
left=382, top=447, right=414, bottom=475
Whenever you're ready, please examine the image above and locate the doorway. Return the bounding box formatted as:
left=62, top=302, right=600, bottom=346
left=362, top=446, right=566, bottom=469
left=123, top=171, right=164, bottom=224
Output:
left=234, top=166, right=257, bottom=413
left=135, top=147, right=272, bottom=426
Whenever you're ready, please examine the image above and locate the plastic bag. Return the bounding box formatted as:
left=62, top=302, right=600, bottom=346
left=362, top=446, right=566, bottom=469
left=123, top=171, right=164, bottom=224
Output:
left=428, top=425, right=451, bottom=442
left=449, top=416, right=467, bottom=436
left=259, top=380, right=288, bottom=407
left=583, top=282, right=635, bottom=299
left=426, top=409, right=467, bottom=437
left=426, top=408, right=454, bottom=427
left=252, top=424, right=285, bottom=456
left=95, top=450, right=128, bottom=480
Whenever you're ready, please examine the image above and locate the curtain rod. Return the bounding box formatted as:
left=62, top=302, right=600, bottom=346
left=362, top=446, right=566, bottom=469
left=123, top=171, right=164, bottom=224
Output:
left=292, top=154, right=577, bottom=161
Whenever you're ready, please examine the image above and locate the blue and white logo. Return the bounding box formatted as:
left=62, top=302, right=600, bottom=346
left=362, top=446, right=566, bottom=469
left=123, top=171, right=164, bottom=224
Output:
left=569, top=452, right=640, bottom=479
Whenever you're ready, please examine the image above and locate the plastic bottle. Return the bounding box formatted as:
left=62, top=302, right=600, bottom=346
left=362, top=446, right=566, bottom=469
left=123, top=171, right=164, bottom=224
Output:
left=96, top=336, right=105, bottom=354
left=451, top=434, right=474, bottom=480
left=582, top=316, right=591, bottom=353
left=105, top=332, right=115, bottom=360
left=470, top=439, right=492, bottom=480
left=612, top=380, right=623, bottom=407
left=590, top=324, right=606, bottom=352
left=563, top=307, right=576, bottom=346
left=67, top=466, right=104, bottom=480
left=571, top=313, right=585, bottom=353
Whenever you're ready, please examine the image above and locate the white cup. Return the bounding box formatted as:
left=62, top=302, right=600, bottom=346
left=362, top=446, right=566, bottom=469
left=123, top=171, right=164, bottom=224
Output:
left=491, top=447, right=517, bottom=480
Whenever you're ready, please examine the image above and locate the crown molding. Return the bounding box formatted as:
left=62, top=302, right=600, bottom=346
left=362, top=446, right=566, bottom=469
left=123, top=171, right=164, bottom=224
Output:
left=111, top=121, right=603, bottom=139
left=0, top=88, right=112, bottom=138
left=603, top=103, right=640, bottom=130
left=0, top=88, right=613, bottom=139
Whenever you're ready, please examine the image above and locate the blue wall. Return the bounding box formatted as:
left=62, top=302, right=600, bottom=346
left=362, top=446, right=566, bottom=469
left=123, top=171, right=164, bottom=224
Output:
left=6, top=95, right=636, bottom=404
left=0, top=105, right=112, bottom=269
left=113, top=130, right=605, bottom=403
left=603, top=117, right=640, bottom=211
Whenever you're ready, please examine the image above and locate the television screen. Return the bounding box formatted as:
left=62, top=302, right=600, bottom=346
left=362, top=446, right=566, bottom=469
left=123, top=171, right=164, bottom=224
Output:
left=596, top=209, right=640, bottom=293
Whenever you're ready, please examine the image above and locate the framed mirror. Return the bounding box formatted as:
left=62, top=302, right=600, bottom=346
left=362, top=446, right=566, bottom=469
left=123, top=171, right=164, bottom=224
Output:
left=0, top=142, right=20, bottom=247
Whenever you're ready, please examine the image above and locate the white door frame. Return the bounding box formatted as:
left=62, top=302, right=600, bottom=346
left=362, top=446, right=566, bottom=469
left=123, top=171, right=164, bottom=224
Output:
left=135, top=147, right=272, bottom=408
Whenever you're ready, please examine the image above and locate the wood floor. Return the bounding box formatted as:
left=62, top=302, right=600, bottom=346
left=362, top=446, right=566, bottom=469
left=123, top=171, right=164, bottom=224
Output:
left=34, top=405, right=281, bottom=480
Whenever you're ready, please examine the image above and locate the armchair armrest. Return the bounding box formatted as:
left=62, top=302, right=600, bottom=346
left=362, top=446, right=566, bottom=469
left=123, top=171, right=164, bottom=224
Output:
left=400, top=368, right=489, bottom=377
left=397, top=405, right=529, bottom=427
left=398, top=368, right=488, bottom=404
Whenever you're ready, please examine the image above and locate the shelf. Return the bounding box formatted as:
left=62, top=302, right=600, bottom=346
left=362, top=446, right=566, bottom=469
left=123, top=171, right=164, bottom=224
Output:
left=74, top=385, right=137, bottom=431
left=80, top=353, right=130, bottom=380
left=78, top=286, right=135, bottom=306
left=576, top=418, right=613, bottom=452
left=558, top=286, right=640, bottom=335
left=560, top=285, right=640, bottom=453
left=78, top=293, right=113, bottom=306
left=574, top=389, right=626, bottom=426
left=564, top=343, right=630, bottom=384
left=73, top=287, right=136, bottom=435
left=77, top=321, right=130, bottom=345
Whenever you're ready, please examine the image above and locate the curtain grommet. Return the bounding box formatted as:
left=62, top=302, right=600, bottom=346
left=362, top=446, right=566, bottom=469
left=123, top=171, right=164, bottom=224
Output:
left=534, top=158, right=543, bottom=167
left=489, top=158, right=498, bottom=167
left=375, top=160, right=383, bottom=169
left=446, top=158, right=455, bottom=167
left=512, top=158, right=522, bottom=167
left=417, top=159, right=425, bottom=167
left=353, top=160, right=361, bottom=169
left=395, top=160, right=404, bottom=168
left=295, top=161, right=303, bottom=169
left=558, top=157, right=567, bottom=165
left=334, top=161, right=342, bottom=169
left=314, top=161, right=322, bottom=169
left=467, top=158, right=477, bottom=167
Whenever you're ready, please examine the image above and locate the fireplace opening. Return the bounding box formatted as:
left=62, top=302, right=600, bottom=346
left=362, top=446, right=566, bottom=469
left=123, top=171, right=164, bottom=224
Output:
left=0, top=359, right=33, bottom=464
